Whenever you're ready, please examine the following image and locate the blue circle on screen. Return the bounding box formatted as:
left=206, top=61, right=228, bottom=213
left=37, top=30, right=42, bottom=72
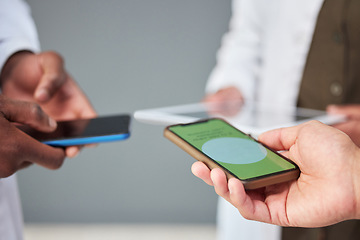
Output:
left=202, top=137, right=267, bottom=164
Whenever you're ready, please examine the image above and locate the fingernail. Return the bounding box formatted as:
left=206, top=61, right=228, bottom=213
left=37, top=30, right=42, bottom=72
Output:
left=49, top=118, right=57, bottom=128
left=35, top=88, right=50, bottom=102
left=228, top=179, right=234, bottom=194
left=66, top=147, right=79, bottom=158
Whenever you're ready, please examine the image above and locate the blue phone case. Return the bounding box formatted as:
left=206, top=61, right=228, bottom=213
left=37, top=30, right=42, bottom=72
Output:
left=42, top=133, right=130, bottom=147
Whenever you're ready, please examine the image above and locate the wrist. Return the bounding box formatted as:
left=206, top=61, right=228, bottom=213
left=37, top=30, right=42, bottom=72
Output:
left=0, top=51, right=33, bottom=85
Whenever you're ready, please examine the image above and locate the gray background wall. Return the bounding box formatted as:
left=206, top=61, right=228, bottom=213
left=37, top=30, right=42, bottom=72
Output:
left=19, top=0, right=231, bottom=223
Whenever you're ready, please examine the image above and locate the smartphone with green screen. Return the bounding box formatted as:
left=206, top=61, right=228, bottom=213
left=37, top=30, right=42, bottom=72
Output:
left=164, top=118, right=299, bottom=189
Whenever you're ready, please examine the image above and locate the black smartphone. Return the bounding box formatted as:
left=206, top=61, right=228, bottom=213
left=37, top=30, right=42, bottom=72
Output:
left=164, top=118, right=299, bottom=189
left=18, top=114, right=131, bottom=147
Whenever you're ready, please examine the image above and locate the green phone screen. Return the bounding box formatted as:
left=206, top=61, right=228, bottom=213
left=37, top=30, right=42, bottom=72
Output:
left=169, top=119, right=297, bottom=180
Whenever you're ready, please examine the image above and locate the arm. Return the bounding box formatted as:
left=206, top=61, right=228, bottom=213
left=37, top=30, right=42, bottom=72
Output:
left=205, top=0, right=265, bottom=102
left=0, top=1, right=96, bottom=157
left=0, top=0, right=40, bottom=72
left=192, top=121, right=360, bottom=227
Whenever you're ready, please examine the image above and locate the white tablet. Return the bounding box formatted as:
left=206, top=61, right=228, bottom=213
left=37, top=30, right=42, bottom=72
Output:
left=134, top=101, right=346, bottom=136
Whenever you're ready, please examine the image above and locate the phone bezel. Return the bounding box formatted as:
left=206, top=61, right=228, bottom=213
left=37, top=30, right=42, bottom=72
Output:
left=19, top=114, right=131, bottom=147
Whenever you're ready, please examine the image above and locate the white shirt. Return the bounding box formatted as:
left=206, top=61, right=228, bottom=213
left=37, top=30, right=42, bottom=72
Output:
left=0, top=1, right=40, bottom=239
left=0, top=0, right=39, bottom=73
left=205, top=0, right=324, bottom=239
left=207, top=0, right=323, bottom=107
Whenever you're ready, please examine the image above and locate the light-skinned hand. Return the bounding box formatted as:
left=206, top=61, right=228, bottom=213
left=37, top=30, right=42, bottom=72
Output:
left=192, top=121, right=360, bottom=227
left=203, top=86, right=244, bottom=116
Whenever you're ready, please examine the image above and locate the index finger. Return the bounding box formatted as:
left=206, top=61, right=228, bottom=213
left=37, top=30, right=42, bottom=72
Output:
left=3, top=119, right=66, bottom=172
left=17, top=130, right=66, bottom=170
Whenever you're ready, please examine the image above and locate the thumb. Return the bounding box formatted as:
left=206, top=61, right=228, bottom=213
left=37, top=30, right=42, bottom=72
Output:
left=34, top=51, right=67, bottom=103
left=0, top=96, right=57, bottom=132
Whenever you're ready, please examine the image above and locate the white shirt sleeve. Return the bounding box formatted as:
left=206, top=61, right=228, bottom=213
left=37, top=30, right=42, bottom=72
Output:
left=205, top=0, right=265, bottom=102
left=0, top=0, right=40, bottom=73
left=0, top=1, right=40, bottom=240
